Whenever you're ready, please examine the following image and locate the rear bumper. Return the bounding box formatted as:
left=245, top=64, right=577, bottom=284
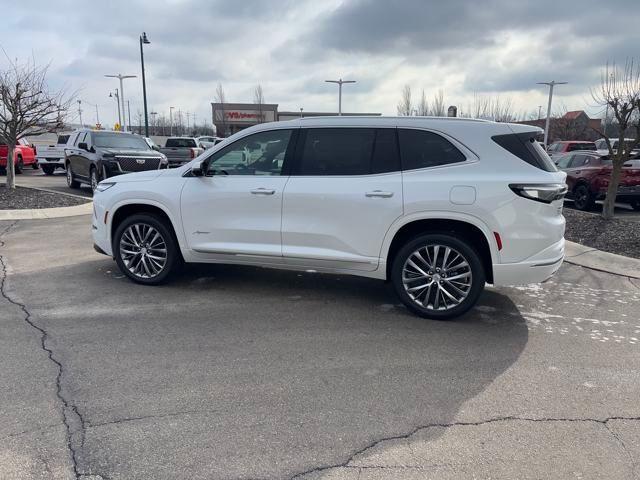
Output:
left=492, top=238, right=564, bottom=286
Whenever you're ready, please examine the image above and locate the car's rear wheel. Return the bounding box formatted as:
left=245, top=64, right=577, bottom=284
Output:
left=42, top=165, right=55, bottom=175
left=630, top=200, right=640, bottom=211
left=32, top=162, right=39, bottom=170
left=391, top=234, right=485, bottom=320
left=113, top=214, right=180, bottom=285
left=573, top=184, right=594, bottom=211
left=66, top=163, right=80, bottom=188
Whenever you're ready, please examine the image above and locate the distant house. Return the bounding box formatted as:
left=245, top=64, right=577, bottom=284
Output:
left=516, top=110, right=601, bottom=141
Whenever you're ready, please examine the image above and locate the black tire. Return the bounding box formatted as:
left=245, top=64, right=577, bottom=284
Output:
left=32, top=162, right=39, bottom=170
left=15, top=156, right=24, bottom=174
left=391, top=233, right=485, bottom=320
left=0, top=167, right=5, bottom=175
left=89, top=166, right=99, bottom=193
left=113, top=214, right=181, bottom=285
left=42, top=165, right=55, bottom=175
left=66, top=163, right=80, bottom=188
left=573, top=184, right=594, bottom=211
left=630, top=200, right=640, bottom=211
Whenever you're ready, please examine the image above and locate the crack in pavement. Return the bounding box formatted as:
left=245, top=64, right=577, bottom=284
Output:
left=86, top=409, right=214, bottom=429
left=563, top=259, right=640, bottom=281
left=0, top=220, right=87, bottom=480
left=629, top=277, right=640, bottom=291
left=604, top=421, right=639, bottom=480
left=564, top=248, right=598, bottom=258
left=288, top=415, right=640, bottom=479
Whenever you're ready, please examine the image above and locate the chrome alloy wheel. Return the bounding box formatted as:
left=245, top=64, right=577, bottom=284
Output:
left=119, top=223, right=168, bottom=279
left=402, top=244, right=473, bottom=311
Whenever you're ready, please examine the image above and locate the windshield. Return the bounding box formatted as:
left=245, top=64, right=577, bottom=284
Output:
left=93, top=133, right=149, bottom=150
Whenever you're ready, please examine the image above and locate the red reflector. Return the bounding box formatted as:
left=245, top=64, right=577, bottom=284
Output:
left=494, top=232, right=503, bottom=251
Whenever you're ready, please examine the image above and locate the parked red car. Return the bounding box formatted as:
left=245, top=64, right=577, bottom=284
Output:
left=0, top=138, right=38, bottom=173
left=556, top=151, right=640, bottom=211
left=547, top=140, right=597, bottom=161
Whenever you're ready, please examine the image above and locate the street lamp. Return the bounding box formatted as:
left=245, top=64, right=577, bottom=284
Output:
left=140, top=32, right=151, bottom=137
left=536, top=80, right=567, bottom=148
left=105, top=74, right=137, bottom=132
left=325, top=78, right=356, bottom=115
left=109, top=90, right=122, bottom=128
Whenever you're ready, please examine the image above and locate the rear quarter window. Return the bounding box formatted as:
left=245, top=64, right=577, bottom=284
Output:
left=492, top=132, right=558, bottom=172
left=398, top=129, right=466, bottom=171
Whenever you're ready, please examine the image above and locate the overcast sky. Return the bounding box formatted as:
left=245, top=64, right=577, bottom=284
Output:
left=3, top=0, right=638, bottom=128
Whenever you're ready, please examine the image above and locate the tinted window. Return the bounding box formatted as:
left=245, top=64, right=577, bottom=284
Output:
left=93, top=133, right=149, bottom=150
left=492, top=132, right=558, bottom=172
left=398, top=129, right=465, bottom=171
left=57, top=135, right=70, bottom=145
left=206, top=129, right=292, bottom=176
left=568, top=142, right=596, bottom=152
left=166, top=138, right=197, bottom=148
left=297, top=128, right=374, bottom=175
left=371, top=129, right=400, bottom=173
left=74, top=133, right=86, bottom=146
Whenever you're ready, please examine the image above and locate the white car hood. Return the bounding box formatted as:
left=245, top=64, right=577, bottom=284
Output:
left=111, top=169, right=166, bottom=183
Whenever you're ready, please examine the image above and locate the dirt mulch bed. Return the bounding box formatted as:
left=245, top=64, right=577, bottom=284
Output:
left=564, top=207, right=640, bottom=259
left=0, top=185, right=90, bottom=210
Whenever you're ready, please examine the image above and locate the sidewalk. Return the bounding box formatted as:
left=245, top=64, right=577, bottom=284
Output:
left=565, top=240, right=640, bottom=279
left=0, top=202, right=92, bottom=220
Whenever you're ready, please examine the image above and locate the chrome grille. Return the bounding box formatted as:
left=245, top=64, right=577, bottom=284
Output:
left=115, top=156, right=161, bottom=172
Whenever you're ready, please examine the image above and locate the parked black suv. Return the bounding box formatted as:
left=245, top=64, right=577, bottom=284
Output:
left=64, top=130, right=168, bottom=191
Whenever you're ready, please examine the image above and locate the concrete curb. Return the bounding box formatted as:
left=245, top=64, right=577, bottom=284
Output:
left=564, top=240, right=640, bottom=279
left=0, top=202, right=93, bottom=220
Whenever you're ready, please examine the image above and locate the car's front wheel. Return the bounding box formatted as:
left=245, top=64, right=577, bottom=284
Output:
left=391, top=234, right=485, bottom=320
left=113, top=214, right=181, bottom=285
left=89, top=166, right=99, bottom=193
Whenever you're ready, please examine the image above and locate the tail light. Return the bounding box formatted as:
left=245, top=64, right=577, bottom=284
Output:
left=32, top=145, right=37, bottom=155
left=190, top=148, right=196, bottom=159
left=509, top=183, right=567, bottom=204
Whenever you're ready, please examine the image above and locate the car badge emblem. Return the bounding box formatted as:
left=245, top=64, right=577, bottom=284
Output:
left=136, top=159, right=146, bottom=164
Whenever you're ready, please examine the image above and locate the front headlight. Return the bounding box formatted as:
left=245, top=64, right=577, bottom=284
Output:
left=95, top=182, right=116, bottom=192
left=160, top=154, right=168, bottom=164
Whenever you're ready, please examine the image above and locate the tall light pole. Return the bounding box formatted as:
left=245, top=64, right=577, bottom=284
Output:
left=299, top=107, right=303, bottom=118
left=127, top=100, right=132, bottom=133
left=140, top=32, right=151, bottom=137
left=325, top=78, right=356, bottom=115
left=105, top=74, right=136, bottom=132
left=538, top=105, right=542, bottom=120
left=150, top=111, right=158, bottom=136
left=537, top=80, right=567, bottom=148
left=109, top=90, right=122, bottom=128
left=169, top=106, right=175, bottom=136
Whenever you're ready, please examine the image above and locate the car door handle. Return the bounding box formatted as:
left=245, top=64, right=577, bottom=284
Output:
left=365, top=190, right=394, bottom=198
left=250, top=188, right=276, bottom=195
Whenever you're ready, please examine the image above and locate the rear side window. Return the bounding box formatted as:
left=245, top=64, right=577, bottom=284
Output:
left=166, top=138, right=197, bottom=148
left=57, top=135, right=70, bottom=145
left=297, top=128, right=374, bottom=175
left=398, top=129, right=466, bottom=171
left=492, top=132, right=558, bottom=172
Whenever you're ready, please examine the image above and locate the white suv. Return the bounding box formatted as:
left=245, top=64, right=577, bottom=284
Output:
left=92, top=117, right=566, bottom=320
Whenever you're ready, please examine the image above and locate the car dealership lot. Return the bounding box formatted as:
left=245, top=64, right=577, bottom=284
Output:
left=1, top=215, right=639, bottom=479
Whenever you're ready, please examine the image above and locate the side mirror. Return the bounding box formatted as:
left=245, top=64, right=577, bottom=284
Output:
left=191, top=160, right=205, bottom=177
left=78, top=142, right=88, bottom=151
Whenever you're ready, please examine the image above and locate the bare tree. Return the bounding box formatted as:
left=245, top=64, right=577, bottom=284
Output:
left=417, top=89, right=429, bottom=116
left=0, top=57, right=72, bottom=188
left=490, top=96, right=516, bottom=122
left=431, top=89, right=446, bottom=117
left=397, top=84, right=412, bottom=116
left=253, top=84, right=265, bottom=123
left=214, top=83, right=227, bottom=136
left=591, top=60, right=640, bottom=219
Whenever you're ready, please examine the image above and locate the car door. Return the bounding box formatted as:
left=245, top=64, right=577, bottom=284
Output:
left=66, top=132, right=85, bottom=175
left=281, top=127, right=403, bottom=272
left=180, top=128, right=295, bottom=261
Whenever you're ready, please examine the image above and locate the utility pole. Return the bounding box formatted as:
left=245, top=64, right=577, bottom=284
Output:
left=127, top=100, right=132, bottom=134
left=105, top=74, right=137, bottom=132
left=169, top=107, right=174, bottom=136
left=150, top=111, right=158, bottom=136
left=325, top=78, right=356, bottom=115
left=538, top=105, right=542, bottom=120
left=77, top=100, right=83, bottom=126
left=186, top=111, right=190, bottom=133
left=536, top=80, right=567, bottom=148
left=139, top=32, right=151, bottom=137
left=110, top=90, right=122, bottom=128
left=95, top=104, right=100, bottom=126
left=300, top=107, right=303, bottom=118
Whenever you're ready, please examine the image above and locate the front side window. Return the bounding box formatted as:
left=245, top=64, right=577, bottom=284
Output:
left=398, top=129, right=466, bottom=170
left=206, top=129, right=292, bottom=176
left=556, top=154, right=572, bottom=169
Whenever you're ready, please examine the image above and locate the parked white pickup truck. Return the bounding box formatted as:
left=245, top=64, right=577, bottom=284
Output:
left=37, top=133, right=71, bottom=175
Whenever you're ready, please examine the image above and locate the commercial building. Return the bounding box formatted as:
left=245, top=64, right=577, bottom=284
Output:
left=212, top=102, right=380, bottom=136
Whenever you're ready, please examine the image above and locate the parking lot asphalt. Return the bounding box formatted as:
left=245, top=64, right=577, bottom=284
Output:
left=15, top=169, right=93, bottom=199
left=1, top=216, right=639, bottom=480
